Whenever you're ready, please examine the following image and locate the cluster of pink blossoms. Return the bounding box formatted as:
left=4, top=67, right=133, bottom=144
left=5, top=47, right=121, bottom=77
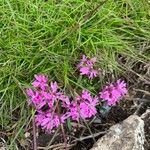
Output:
left=26, top=55, right=127, bottom=132
left=69, top=90, right=98, bottom=121
left=77, top=55, right=98, bottom=79
left=26, top=75, right=99, bottom=132
left=99, top=80, right=127, bottom=106
left=26, top=75, right=70, bottom=110
left=26, top=75, right=70, bottom=132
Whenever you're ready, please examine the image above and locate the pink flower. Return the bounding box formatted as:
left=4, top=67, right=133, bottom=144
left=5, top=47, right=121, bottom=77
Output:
left=80, top=67, right=90, bottom=75
left=35, top=111, right=46, bottom=126
left=59, top=94, right=70, bottom=107
left=100, top=80, right=127, bottom=106
left=80, top=90, right=98, bottom=119
left=35, top=111, right=54, bottom=131
left=26, top=88, right=34, bottom=98
left=77, top=55, right=87, bottom=68
left=26, top=89, right=46, bottom=109
left=77, top=55, right=98, bottom=79
left=41, top=91, right=54, bottom=108
left=32, top=75, right=48, bottom=90
left=48, top=82, right=70, bottom=108
left=82, top=90, right=98, bottom=104
left=27, top=76, right=70, bottom=111
left=87, top=57, right=97, bottom=67
left=34, top=74, right=48, bottom=83
left=31, top=91, right=45, bottom=108
left=69, top=102, right=80, bottom=121
left=115, top=80, right=127, bottom=95
left=68, top=90, right=98, bottom=120
left=89, top=70, right=98, bottom=79
left=42, top=81, right=70, bottom=108
left=80, top=102, right=97, bottom=119
left=35, top=111, right=68, bottom=132
left=82, top=90, right=92, bottom=100
left=50, top=82, right=58, bottom=93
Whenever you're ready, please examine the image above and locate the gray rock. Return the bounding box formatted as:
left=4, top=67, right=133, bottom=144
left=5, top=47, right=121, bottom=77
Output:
left=141, top=109, right=150, bottom=150
left=91, top=115, right=145, bottom=150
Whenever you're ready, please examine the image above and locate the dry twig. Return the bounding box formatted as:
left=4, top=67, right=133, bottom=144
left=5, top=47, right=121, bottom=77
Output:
left=33, top=117, right=37, bottom=150
left=38, top=143, right=76, bottom=150
left=72, top=131, right=106, bottom=142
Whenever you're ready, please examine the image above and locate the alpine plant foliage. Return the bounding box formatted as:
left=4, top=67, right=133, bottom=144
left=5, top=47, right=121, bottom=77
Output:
left=26, top=55, right=127, bottom=132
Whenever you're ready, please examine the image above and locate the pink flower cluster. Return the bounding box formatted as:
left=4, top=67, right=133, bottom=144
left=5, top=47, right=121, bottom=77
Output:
left=77, top=55, right=98, bottom=79
left=26, top=75, right=70, bottom=110
left=26, top=75, right=99, bottom=132
left=99, top=80, right=127, bottom=106
left=69, top=90, right=98, bottom=121
left=26, top=75, right=70, bottom=132
left=26, top=55, right=127, bottom=132
left=35, top=111, right=68, bottom=131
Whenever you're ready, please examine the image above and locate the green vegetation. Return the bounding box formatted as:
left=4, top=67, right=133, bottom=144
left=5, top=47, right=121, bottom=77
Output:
left=0, top=0, right=150, bottom=148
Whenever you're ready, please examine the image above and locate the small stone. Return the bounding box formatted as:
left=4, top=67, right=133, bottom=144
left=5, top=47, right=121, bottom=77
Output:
left=25, top=132, right=30, bottom=138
